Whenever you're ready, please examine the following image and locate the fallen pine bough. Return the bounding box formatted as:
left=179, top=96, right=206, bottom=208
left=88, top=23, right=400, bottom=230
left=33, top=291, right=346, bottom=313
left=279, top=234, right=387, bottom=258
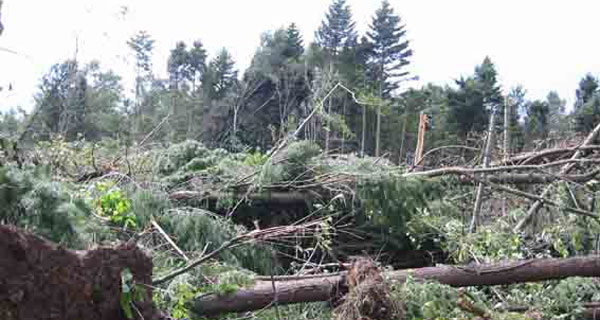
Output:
left=192, top=255, right=600, bottom=316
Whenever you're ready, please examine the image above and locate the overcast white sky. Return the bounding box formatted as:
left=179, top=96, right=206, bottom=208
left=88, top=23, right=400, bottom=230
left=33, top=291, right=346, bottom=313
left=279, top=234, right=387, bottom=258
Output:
left=1, top=0, right=600, bottom=113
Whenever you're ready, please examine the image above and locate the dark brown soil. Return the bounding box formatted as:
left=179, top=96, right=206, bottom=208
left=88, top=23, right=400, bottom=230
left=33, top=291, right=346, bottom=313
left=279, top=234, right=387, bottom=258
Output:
left=0, top=224, right=160, bottom=320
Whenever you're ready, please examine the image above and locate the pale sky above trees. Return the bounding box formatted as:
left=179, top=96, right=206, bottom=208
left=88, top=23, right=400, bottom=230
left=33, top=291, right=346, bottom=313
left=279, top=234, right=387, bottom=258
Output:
left=1, top=0, right=599, bottom=111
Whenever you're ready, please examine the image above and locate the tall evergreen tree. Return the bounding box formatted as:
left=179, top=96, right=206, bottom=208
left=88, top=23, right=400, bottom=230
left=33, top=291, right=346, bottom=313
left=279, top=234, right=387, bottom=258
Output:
left=367, top=0, right=413, bottom=156
left=205, top=48, right=238, bottom=100
left=188, top=41, right=208, bottom=91
left=447, top=57, right=502, bottom=138
left=315, top=0, right=357, bottom=58
left=367, top=0, right=413, bottom=96
left=575, top=73, right=598, bottom=109
left=127, top=31, right=155, bottom=136
left=574, top=74, right=600, bottom=132
left=284, top=23, right=304, bottom=59
left=167, top=42, right=189, bottom=89
left=506, top=86, right=526, bottom=152
left=525, top=100, right=550, bottom=139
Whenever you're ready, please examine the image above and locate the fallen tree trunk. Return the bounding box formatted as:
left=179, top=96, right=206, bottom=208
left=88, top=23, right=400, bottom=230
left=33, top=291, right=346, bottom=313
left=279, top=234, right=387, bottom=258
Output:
left=192, top=255, right=600, bottom=316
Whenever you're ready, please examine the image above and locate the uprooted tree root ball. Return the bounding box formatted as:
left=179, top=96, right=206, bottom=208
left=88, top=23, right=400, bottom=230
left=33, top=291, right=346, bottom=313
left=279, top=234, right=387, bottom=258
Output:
left=334, top=256, right=403, bottom=320
left=0, top=225, right=162, bottom=320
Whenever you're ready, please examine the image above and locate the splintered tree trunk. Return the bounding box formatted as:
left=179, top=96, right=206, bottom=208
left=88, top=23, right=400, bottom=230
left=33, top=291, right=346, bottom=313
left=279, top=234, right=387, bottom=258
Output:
left=192, top=255, right=600, bottom=316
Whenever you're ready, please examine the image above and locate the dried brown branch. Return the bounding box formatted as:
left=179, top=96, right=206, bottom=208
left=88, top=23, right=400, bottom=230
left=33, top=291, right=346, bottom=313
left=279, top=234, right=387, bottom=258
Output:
left=152, top=220, right=328, bottom=285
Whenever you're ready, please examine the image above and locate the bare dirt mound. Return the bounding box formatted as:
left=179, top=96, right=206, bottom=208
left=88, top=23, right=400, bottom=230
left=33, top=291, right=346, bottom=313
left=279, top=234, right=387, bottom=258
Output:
left=0, top=225, right=159, bottom=320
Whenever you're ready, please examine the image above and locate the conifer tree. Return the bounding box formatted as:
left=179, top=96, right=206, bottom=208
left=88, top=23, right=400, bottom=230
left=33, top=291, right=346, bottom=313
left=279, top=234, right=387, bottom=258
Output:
left=167, top=42, right=189, bottom=89
left=315, top=0, right=357, bottom=58
left=284, top=23, right=304, bottom=59
left=574, top=74, right=600, bottom=132
left=188, top=41, right=207, bottom=91
left=367, top=0, right=412, bottom=156
left=205, top=48, right=237, bottom=100
left=367, top=0, right=412, bottom=97
left=448, top=57, right=502, bottom=138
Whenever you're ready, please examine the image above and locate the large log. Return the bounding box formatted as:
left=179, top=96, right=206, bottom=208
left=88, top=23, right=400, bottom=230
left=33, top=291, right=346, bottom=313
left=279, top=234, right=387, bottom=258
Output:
left=192, top=255, right=600, bottom=316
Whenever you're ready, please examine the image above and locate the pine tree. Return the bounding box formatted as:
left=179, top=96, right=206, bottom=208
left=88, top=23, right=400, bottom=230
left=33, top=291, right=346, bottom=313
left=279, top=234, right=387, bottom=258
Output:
left=525, top=100, right=550, bottom=139
left=187, top=41, right=207, bottom=91
left=127, top=31, right=155, bottom=136
left=367, top=0, right=413, bottom=96
left=205, top=48, right=237, bottom=100
left=284, top=23, right=304, bottom=59
left=315, top=0, right=357, bottom=58
left=167, top=42, right=189, bottom=89
left=574, top=74, right=600, bottom=132
left=575, top=73, right=598, bottom=109
left=367, top=0, right=413, bottom=156
left=447, top=57, right=502, bottom=138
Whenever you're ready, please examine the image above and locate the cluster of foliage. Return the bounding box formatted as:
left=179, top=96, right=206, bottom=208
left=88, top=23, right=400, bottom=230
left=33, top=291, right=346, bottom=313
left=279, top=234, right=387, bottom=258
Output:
left=0, top=166, right=90, bottom=245
left=392, top=276, right=600, bottom=320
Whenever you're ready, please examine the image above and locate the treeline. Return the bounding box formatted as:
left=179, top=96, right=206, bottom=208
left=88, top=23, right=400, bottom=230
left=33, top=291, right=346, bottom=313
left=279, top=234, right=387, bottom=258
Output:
left=2, top=0, right=599, bottom=161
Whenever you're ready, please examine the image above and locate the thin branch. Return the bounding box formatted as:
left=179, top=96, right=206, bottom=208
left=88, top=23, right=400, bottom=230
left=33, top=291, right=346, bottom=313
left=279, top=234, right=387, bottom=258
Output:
left=515, top=122, right=600, bottom=232
left=470, top=177, right=599, bottom=220
left=405, top=158, right=600, bottom=179
left=151, top=219, right=189, bottom=262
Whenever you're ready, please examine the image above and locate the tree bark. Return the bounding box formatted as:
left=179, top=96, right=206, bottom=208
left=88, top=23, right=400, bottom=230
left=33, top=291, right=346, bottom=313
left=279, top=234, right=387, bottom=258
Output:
left=192, top=255, right=600, bottom=316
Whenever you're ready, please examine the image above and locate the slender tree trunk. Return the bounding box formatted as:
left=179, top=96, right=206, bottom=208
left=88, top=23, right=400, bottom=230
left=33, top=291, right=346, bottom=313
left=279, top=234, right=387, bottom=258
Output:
left=192, top=255, right=600, bottom=316
left=502, top=97, right=510, bottom=216
left=470, top=110, right=496, bottom=233
left=341, top=97, right=346, bottom=154
left=375, top=105, right=381, bottom=157
left=375, top=62, right=384, bottom=157
left=325, top=98, right=330, bottom=154
left=233, top=107, right=238, bottom=136
left=361, top=104, right=366, bottom=157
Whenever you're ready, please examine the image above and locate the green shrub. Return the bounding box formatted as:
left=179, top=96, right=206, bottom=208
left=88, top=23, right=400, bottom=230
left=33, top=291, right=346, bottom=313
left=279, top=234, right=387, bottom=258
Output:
left=92, top=181, right=136, bottom=230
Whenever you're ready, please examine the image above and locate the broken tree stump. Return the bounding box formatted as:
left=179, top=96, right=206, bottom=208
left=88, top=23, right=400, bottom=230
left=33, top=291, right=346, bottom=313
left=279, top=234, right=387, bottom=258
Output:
left=0, top=224, right=160, bottom=320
